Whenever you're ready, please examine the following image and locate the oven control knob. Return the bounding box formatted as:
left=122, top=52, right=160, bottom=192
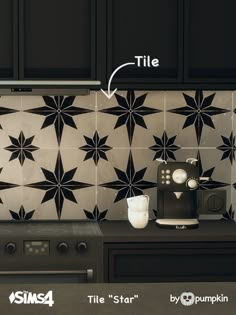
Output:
left=57, top=242, right=69, bottom=254
left=172, top=169, right=187, bottom=184
left=76, top=242, right=87, bottom=253
left=5, top=242, right=16, bottom=255
left=187, top=179, right=198, bottom=189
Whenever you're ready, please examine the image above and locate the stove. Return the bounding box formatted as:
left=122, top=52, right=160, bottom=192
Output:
left=0, top=221, right=103, bottom=283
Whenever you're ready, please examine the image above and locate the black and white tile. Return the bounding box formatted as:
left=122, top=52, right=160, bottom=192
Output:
left=0, top=90, right=233, bottom=220
left=166, top=91, right=232, bottom=148
left=149, top=130, right=180, bottom=162
left=22, top=93, right=96, bottom=149
left=97, top=90, right=164, bottom=148
left=97, top=149, right=157, bottom=220
left=23, top=149, right=95, bottom=219
left=230, top=92, right=236, bottom=219
left=79, top=130, right=112, bottom=165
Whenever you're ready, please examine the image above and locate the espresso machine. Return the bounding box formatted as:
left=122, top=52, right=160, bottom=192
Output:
left=156, top=158, right=208, bottom=229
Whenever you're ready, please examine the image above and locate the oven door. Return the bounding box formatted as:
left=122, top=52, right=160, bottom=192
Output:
left=0, top=270, right=94, bottom=284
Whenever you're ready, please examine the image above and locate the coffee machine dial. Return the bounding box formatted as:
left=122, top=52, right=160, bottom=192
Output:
left=187, top=178, right=198, bottom=190
left=172, top=169, right=187, bottom=184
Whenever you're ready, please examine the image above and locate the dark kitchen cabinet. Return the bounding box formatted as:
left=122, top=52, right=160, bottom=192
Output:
left=105, top=0, right=183, bottom=86
left=0, top=0, right=236, bottom=87
left=184, top=0, right=236, bottom=83
left=104, top=242, right=236, bottom=283
left=0, top=0, right=18, bottom=79
left=19, top=0, right=96, bottom=80
left=102, top=0, right=236, bottom=88
left=100, top=221, right=236, bottom=283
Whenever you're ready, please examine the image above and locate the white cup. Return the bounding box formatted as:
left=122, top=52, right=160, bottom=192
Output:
left=126, top=195, right=150, bottom=212
left=128, top=208, right=149, bottom=229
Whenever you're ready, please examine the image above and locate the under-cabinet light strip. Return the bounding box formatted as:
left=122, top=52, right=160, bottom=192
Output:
left=0, top=80, right=101, bottom=85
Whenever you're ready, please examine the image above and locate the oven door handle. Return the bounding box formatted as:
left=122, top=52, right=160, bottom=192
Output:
left=0, top=269, right=94, bottom=282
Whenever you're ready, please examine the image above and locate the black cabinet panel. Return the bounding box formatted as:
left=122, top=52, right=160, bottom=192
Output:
left=1, top=0, right=236, bottom=87
left=105, top=243, right=236, bottom=283
left=107, top=0, right=183, bottom=84
left=0, top=0, right=17, bottom=79
left=185, top=0, right=236, bottom=82
left=20, top=0, right=95, bottom=79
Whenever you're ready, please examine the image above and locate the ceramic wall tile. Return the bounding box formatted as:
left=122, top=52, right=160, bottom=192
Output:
left=21, top=96, right=58, bottom=149
left=22, top=149, right=95, bottom=220
left=197, top=149, right=232, bottom=188
left=230, top=157, right=236, bottom=221
left=97, top=148, right=157, bottom=220
left=199, top=91, right=233, bottom=147
left=0, top=187, right=24, bottom=220
left=0, top=148, right=23, bottom=185
left=166, top=91, right=199, bottom=147
left=22, top=93, right=96, bottom=149
left=166, top=91, right=232, bottom=148
left=97, top=90, right=164, bottom=148
left=0, top=96, right=24, bottom=148
left=0, top=91, right=233, bottom=221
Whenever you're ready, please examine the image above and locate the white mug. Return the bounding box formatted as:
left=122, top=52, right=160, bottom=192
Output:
left=128, top=208, right=149, bottom=229
left=126, top=195, right=150, bottom=212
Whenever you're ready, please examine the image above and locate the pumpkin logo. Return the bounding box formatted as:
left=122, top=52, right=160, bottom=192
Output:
left=180, top=292, right=195, bottom=306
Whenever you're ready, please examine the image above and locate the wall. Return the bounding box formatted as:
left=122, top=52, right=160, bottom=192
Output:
left=0, top=90, right=234, bottom=221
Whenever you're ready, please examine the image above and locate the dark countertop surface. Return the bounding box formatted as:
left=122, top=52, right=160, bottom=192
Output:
left=99, top=220, right=236, bottom=242
left=0, top=220, right=235, bottom=242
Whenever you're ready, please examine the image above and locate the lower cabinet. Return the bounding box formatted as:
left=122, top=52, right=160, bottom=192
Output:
left=104, top=243, right=236, bottom=283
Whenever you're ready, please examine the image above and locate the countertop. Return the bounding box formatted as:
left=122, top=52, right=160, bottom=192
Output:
left=0, top=220, right=235, bottom=243
left=99, top=220, right=236, bottom=242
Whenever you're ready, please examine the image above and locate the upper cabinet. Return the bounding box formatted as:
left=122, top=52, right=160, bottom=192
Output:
left=185, top=0, right=236, bottom=83
left=106, top=0, right=183, bottom=85
left=0, top=0, right=236, bottom=87
left=0, top=0, right=18, bottom=79
left=0, top=0, right=96, bottom=81
left=19, top=0, right=96, bottom=80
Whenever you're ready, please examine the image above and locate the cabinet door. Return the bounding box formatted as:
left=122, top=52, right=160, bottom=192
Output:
left=185, top=0, right=236, bottom=82
left=106, top=0, right=183, bottom=85
left=19, top=0, right=96, bottom=80
left=105, top=243, right=236, bottom=282
left=0, top=0, right=18, bottom=79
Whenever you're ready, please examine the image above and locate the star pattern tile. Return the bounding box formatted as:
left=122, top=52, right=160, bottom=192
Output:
left=0, top=105, right=18, bottom=116
left=100, top=90, right=161, bottom=144
left=79, top=131, right=112, bottom=165
left=4, top=131, right=39, bottom=165
left=9, top=205, right=35, bottom=221
left=25, top=96, right=93, bottom=145
left=149, top=131, right=180, bottom=161
left=84, top=205, right=108, bottom=221
left=0, top=91, right=234, bottom=221
left=100, top=151, right=157, bottom=203
left=222, top=205, right=235, bottom=220
left=0, top=167, right=19, bottom=195
left=196, top=151, right=229, bottom=190
left=217, top=132, right=236, bottom=164
left=168, top=90, right=230, bottom=145
left=26, top=152, right=93, bottom=219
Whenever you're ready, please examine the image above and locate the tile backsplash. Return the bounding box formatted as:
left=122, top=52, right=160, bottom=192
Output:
left=0, top=90, right=234, bottom=221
